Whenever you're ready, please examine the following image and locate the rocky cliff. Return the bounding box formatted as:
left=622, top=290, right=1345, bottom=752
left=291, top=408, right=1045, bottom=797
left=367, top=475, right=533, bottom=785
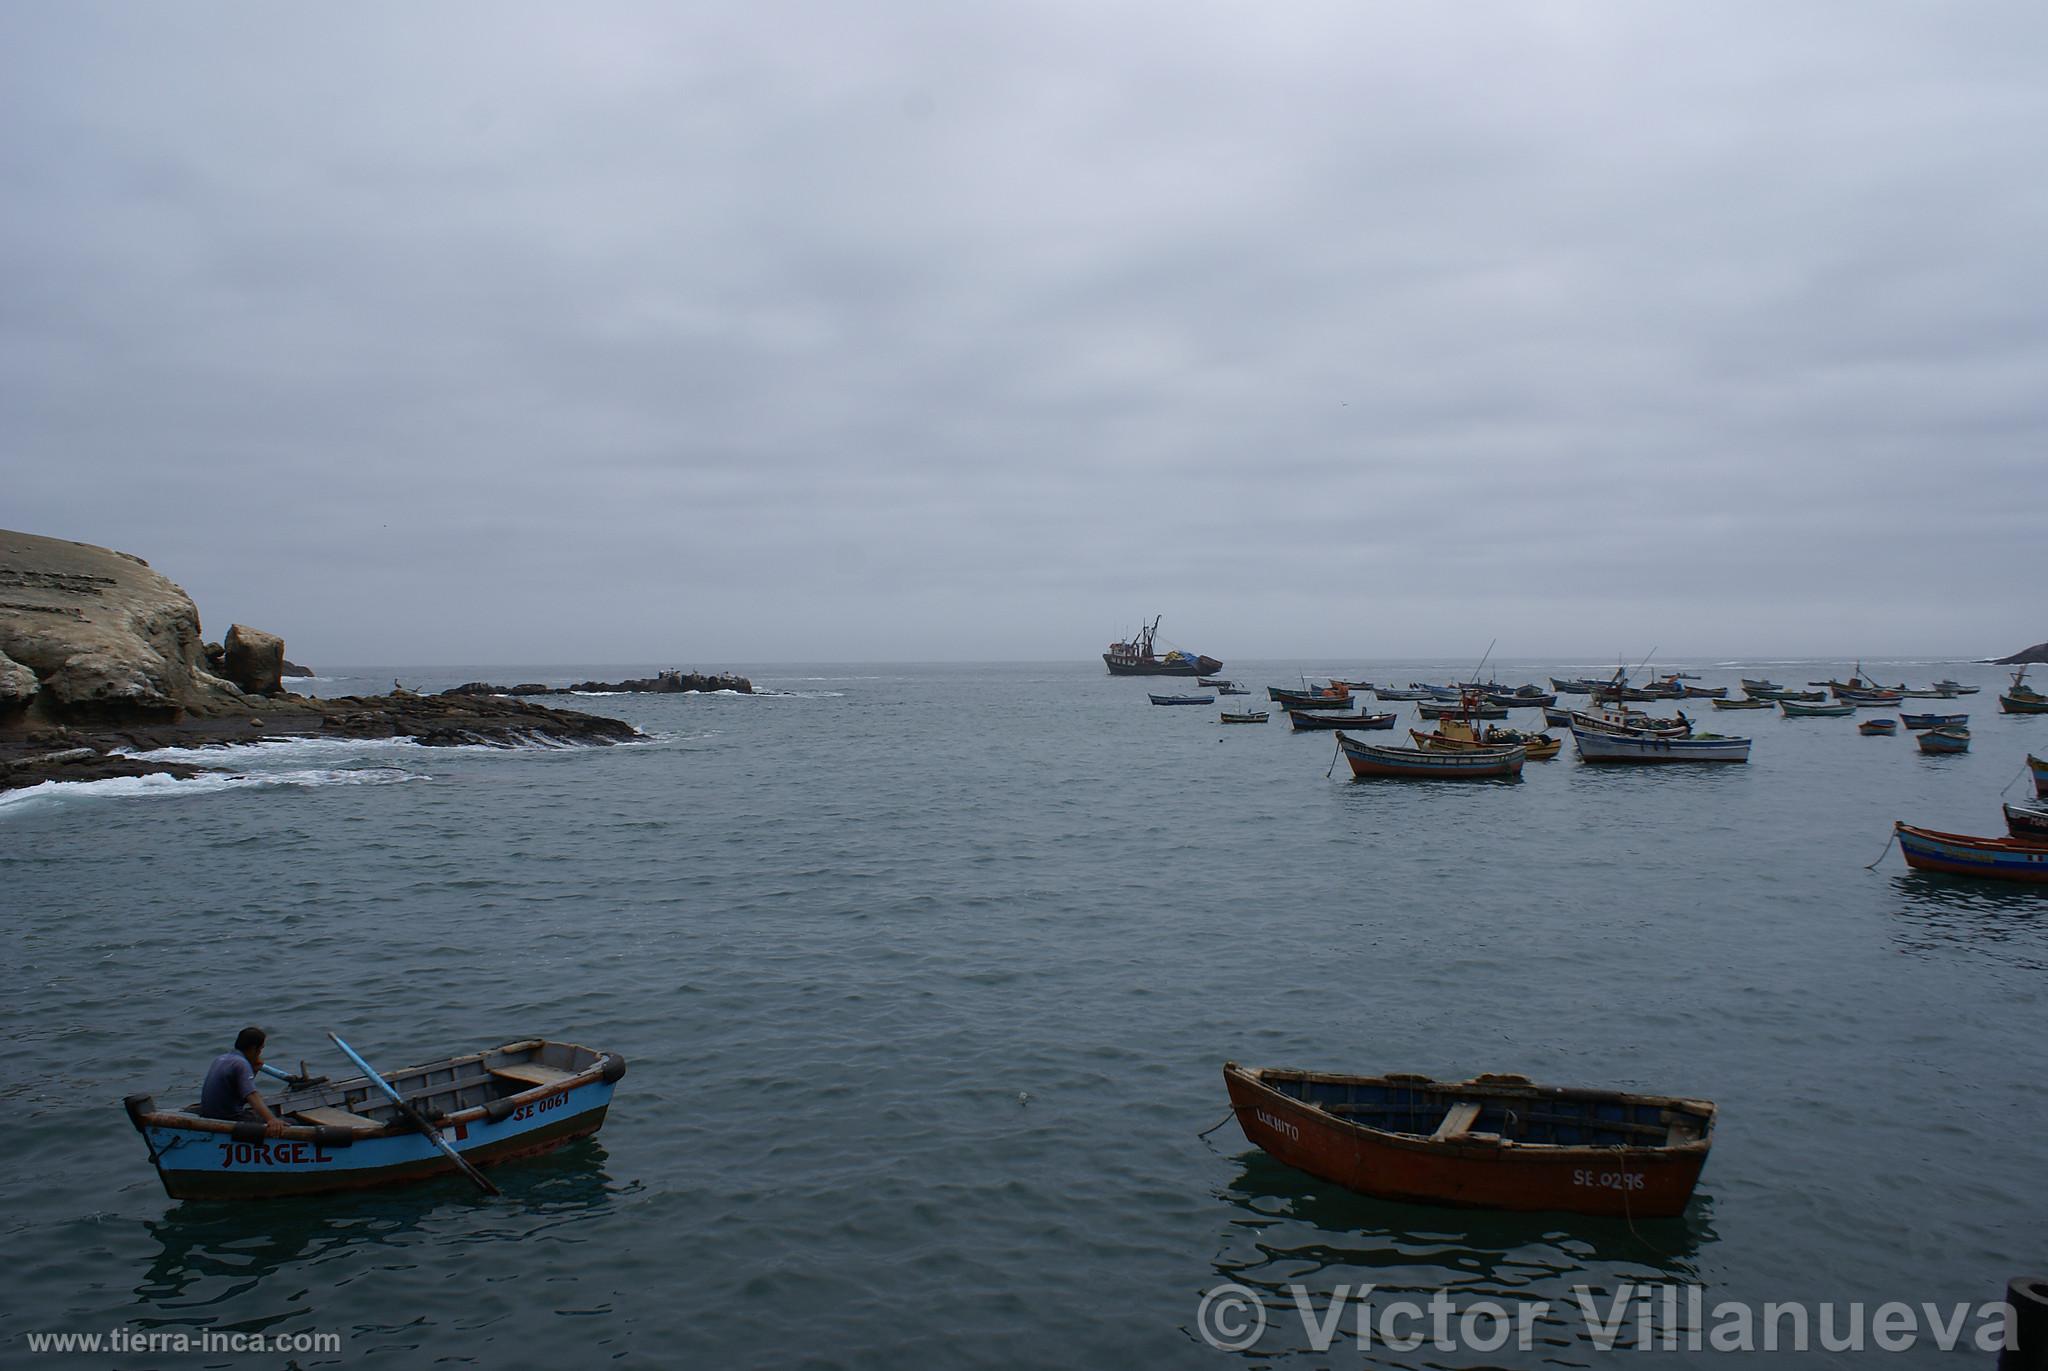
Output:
left=1994, top=641, right=2048, bottom=665
left=0, top=528, right=642, bottom=792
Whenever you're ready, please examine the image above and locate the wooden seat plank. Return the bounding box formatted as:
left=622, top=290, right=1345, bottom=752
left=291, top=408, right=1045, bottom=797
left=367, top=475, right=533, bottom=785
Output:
left=293, top=1105, right=385, bottom=1132
left=489, top=1063, right=575, bottom=1089
left=1431, top=1102, right=1483, bottom=1140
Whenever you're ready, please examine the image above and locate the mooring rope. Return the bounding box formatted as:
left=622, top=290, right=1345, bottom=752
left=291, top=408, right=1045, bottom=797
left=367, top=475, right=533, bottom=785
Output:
left=1197, top=1109, right=1240, bottom=1139
left=1863, top=829, right=1898, bottom=871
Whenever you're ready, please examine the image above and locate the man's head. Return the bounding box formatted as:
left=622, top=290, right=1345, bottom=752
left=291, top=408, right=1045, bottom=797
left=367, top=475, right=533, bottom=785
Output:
left=235, top=1026, right=266, bottom=1066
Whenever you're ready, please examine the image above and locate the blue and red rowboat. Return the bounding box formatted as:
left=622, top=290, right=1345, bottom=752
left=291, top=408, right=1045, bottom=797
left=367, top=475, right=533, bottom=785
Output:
left=1916, top=725, right=1970, bottom=754
left=1895, top=823, right=2048, bottom=884
left=124, top=1039, right=625, bottom=1200
left=2004, top=803, right=2048, bottom=845
left=2031, top=754, right=2048, bottom=800
left=1900, top=712, right=1969, bottom=730
left=1223, top=1063, right=1715, bottom=1218
left=1335, top=732, right=1524, bottom=779
left=1570, top=725, right=1750, bottom=763
left=1859, top=718, right=1898, bottom=736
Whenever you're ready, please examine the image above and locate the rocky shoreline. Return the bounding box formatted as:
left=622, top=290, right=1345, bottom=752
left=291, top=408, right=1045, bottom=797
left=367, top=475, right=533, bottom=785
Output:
left=1994, top=641, right=2048, bottom=665
left=1, top=529, right=644, bottom=795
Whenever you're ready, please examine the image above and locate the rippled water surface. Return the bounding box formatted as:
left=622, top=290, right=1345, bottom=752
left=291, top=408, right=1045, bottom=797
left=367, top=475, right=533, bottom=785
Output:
left=3, top=659, right=2042, bottom=1367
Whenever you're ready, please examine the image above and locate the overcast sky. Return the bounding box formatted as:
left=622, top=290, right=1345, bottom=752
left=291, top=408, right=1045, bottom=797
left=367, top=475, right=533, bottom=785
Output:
left=4, top=2, right=2044, bottom=666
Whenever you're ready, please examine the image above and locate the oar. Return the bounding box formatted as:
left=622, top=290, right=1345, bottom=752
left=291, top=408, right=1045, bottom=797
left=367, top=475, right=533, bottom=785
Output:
left=327, top=1031, right=500, bottom=1196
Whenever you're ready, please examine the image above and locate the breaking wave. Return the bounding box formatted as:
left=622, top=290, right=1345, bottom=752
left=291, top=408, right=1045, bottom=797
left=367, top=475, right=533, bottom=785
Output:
left=0, top=766, right=422, bottom=813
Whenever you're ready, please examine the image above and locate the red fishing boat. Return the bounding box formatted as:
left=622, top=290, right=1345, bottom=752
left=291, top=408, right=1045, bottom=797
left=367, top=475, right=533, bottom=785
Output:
left=1224, top=1063, right=1714, bottom=1218
left=1895, top=822, right=2048, bottom=883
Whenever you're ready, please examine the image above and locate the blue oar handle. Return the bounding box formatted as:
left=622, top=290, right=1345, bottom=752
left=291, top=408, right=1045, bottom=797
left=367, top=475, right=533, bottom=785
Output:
left=326, top=1030, right=499, bottom=1197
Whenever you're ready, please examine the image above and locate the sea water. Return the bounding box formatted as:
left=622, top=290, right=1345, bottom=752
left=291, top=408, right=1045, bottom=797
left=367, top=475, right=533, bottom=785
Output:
left=2, top=659, right=2041, bottom=1367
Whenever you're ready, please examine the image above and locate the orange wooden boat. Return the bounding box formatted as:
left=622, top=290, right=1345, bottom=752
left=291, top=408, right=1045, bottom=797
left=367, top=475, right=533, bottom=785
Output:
left=1223, top=1062, right=1714, bottom=1218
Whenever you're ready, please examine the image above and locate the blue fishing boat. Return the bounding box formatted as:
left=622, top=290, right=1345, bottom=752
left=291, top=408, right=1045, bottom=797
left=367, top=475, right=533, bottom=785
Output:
left=124, top=1038, right=625, bottom=1200
left=2032, top=753, right=2048, bottom=800
left=1915, top=725, right=1970, bottom=754
left=1148, top=693, right=1215, bottom=706
left=1271, top=686, right=1353, bottom=710
left=1571, top=725, right=1750, bottom=763
left=1895, top=823, right=2048, bottom=884
left=1900, top=712, right=1969, bottom=730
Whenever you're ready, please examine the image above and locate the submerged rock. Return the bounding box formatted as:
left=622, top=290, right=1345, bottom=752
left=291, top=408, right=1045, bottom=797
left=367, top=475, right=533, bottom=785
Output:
left=443, top=668, right=753, bottom=697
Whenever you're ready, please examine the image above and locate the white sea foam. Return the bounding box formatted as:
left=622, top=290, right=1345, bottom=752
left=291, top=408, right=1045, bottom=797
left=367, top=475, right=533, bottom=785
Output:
left=117, top=735, right=440, bottom=765
left=0, top=766, right=422, bottom=813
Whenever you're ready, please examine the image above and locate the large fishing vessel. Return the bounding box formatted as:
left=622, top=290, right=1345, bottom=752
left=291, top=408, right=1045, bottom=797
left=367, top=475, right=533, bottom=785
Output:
left=1102, top=616, right=1221, bottom=676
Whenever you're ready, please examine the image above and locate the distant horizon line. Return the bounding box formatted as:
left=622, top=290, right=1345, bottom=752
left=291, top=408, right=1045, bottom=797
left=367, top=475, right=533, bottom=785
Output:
left=295, top=652, right=2018, bottom=672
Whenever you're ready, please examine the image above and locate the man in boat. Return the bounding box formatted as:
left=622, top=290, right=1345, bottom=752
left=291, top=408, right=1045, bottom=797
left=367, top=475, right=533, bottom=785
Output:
left=199, top=1026, right=287, bottom=1136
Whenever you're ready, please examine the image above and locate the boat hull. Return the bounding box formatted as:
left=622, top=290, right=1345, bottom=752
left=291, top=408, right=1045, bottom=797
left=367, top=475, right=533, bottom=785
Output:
left=2032, top=754, right=2048, bottom=800
left=1572, top=726, right=1749, bottom=763
left=1107, top=655, right=1219, bottom=676
left=2002, top=693, right=2048, bottom=715
left=1900, top=713, right=1968, bottom=730
left=127, top=1042, right=625, bottom=1200
left=1223, top=1064, right=1712, bottom=1219
left=1896, top=823, right=2048, bottom=883
left=1147, top=693, right=1215, bottom=705
left=2004, top=803, right=2048, bottom=844
left=1337, top=734, right=1524, bottom=779
left=1287, top=709, right=1394, bottom=731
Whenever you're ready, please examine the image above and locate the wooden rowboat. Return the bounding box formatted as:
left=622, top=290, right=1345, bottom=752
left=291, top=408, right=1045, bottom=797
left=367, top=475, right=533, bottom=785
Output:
left=1335, top=732, right=1524, bottom=779
left=1900, top=712, right=1968, bottom=730
left=1417, top=698, right=1508, bottom=720
left=1148, top=693, right=1215, bottom=706
left=1711, top=697, right=1773, bottom=710
left=1223, top=1063, right=1715, bottom=1218
left=1571, top=725, right=1750, bottom=763
left=124, top=1039, right=625, bottom=1200
left=1859, top=718, right=1899, bottom=736
left=1916, top=725, right=1970, bottom=754
left=1287, top=708, right=1394, bottom=731
left=2004, top=803, right=2048, bottom=845
left=1895, top=823, right=2048, bottom=884
left=1780, top=700, right=1854, bottom=718
left=1220, top=709, right=1269, bottom=724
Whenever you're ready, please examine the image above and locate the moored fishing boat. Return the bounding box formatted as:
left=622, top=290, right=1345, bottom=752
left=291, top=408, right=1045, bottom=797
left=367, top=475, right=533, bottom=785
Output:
left=1712, top=697, right=1773, bottom=710
left=1148, top=693, right=1215, bottom=706
left=1542, top=705, right=1576, bottom=727
left=1220, top=709, right=1269, bottom=724
left=2003, top=802, right=2048, bottom=844
left=1915, top=725, right=1970, bottom=754
left=1900, top=712, right=1968, bottom=730
left=2032, top=753, right=2048, bottom=799
left=1373, top=686, right=1437, bottom=701
left=1412, top=720, right=1560, bottom=760
left=2000, top=666, right=2048, bottom=715
left=1196, top=676, right=1232, bottom=687
left=1931, top=679, right=1979, bottom=695
left=1859, top=718, right=1899, bottom=736
left=124, top=1038, right=625, bottom=1200
left=1739, top=678, right=1782, bottom=692
left=1895, top=822, right=2048, bottom=883
left=1103, top=616, right=1222, bottom=677
left=1838, top=689, right=1904, bottom=707
left=1750, top=687, right=1824, bottom=702
left=1571, top=724, right=1750, bottom=763
left=1780, top=700, right=1854, bottom=718
left=1270, top=683, right=1349, bottom=705
left=1417, top=698, right=1507, bottom=720
left=1335, top=731, right=1524, bottom=779
left=1222, top=1062, right=1715, bottom=1218
left=1288, top=708, right=1395, bottom=731
left=1485, top=689, right=1558, bottom=709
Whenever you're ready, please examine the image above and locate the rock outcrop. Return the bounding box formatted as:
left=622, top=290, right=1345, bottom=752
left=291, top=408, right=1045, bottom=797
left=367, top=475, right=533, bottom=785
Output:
left=222, top=623, right=285, bottom=695
left=0, top=527, right=644, bottom=793
left=1994, top=641, right=2048, bottom=665
left=443, top=668, right=753, bottom=697
left=0, top=530, right=247, bottom=723
left=281, top=659, right=314, bottom=678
